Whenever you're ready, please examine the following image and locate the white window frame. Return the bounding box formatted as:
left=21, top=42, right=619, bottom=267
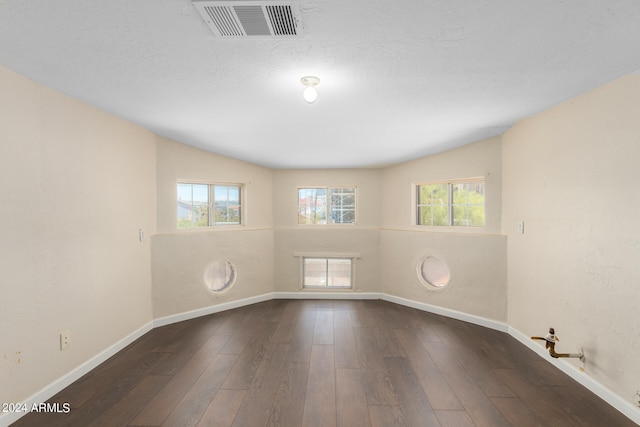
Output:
left=297, top=186, right=357, bottom=225
left=295, top=253, right=360, bottom=290
left=177, top=182, right=244, bottom=228
left=415, top=177, right=485, bottom=227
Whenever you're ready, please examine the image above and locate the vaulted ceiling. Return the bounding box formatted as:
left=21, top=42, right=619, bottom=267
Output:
left=1, top=0, right=639, bottom=168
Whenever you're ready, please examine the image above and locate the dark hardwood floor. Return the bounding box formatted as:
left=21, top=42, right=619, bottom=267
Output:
left=11, top=299, right=636, bottom=426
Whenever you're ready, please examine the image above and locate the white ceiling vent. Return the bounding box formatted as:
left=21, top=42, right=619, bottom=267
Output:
left=193, top=0, right=303, bottom=38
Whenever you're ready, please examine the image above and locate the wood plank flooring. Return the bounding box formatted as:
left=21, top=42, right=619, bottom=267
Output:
left=11, top=299, right=636, bottom=427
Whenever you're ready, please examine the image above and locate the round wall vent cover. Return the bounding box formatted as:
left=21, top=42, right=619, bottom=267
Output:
left=204, top=259, right=237, bottom=292
left=417, top=256, right=450, bottom=290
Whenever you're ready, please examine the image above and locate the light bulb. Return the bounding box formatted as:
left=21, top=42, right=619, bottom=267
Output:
left=303, top=86, right=318, bottom=103
left=301, top=76, right=320, bottom=103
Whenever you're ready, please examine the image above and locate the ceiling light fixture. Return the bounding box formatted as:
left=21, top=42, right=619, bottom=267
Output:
left=300, top=76, right=320, bottom=103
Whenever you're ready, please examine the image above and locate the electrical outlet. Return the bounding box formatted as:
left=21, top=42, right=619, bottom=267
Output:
left=60, top=331, right=71, bottom=350
left=517, top=220, right=525, bottom=234
left=634, top=390, right=640, bottom=407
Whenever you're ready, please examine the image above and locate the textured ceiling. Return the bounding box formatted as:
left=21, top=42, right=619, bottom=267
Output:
left=1, top=0, right=639, bottom=169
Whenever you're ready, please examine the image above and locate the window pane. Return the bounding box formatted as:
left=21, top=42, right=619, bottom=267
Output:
left=468, top=205, right=485, bottom=227
left=298, top=188, right=327, bottom=224
left=452, top=183, right=467, bottom=205
left=417, top=206, right=432, bottom=226
left=329, top=187, right=356, bottom=224
left=303, top=258, right=328, bottom=287
left=467, top=182, right=485, bottom=227
left=418, top=184, right=448, bottom=204
left=177, top=183, right=192, bottom=203
left=303, top=257, right=352, bottom=288
left=298, top=187, right=356, bottom=225
left=417, top=184, right=430, bottom=204
left=417, top=180, right=484, bottom=228
left=177, top=183, right=242, bottom=228
left=417, top=184, right=449, bottom=226
left=468, top=183, right=485, bottom=204
left=177, top=184, right=193, bottom=228
left=227, top=186, right=240, bottom=203
left=327, top=258, right=351, bottom=288
left=432, top=205, right=449, bottom=226
left=452, top=205, right=468, bottom=226
left=192, top=184, right=209, bottom=203
left=215, top=205, right=240, bottom=224
left=177, top=183, right=209, bottom=228
left=214, top=185, right=241, bottom=225
left=192, top=184, right=209, bottom=227
left=214, top=186, right=227, bottom=201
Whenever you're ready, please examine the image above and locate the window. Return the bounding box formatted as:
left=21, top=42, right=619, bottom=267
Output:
left=303, top=257, right=352, bottom=289
left=416, top=179, right=485, bottom=227
left=298, top=187, right=356, bottom=224
left=177, top=182, right=242, bottom=228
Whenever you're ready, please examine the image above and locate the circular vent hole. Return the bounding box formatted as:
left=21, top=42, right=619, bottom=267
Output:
left=204, top=259, right=237, bottom=292
left=417, top=256, right=450, bottom=289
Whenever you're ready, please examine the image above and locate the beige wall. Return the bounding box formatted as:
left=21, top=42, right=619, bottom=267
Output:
left=156, top=137, right=273, bottom=233
left=151, top=229, right=274, bottom=318
left=502, top=74, right=640, bottom=407
left=152, top=138, right=275, bottom=318
left=273, top=169, right=382, bottom=229
left=273, top=169, right=382, bottom=293
left=380, top=138, right=507, bottom=322
left=381, top=137, right=502, bottom=233
left=0, top=66, right=156, bottom=403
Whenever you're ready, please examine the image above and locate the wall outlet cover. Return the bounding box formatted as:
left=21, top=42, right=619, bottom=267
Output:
left=60, top=331, right=71, bottom=350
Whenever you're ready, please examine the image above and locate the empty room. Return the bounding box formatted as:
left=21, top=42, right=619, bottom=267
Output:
left=1, top=1, right=639, bottom=426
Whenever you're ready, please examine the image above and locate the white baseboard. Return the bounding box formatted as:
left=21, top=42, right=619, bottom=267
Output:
left=509, top=326, right=640, bottom=425
left=380, top=293, right=509, bottom=332
left=0, top=321, right=153, bottom=427
left=153, top=291, right=381, bottom=329
left=154, top=291, right=382, bottom=328
left=5, top=293, right=637, bottom=427
left=153, top=293, right=275, bottom=328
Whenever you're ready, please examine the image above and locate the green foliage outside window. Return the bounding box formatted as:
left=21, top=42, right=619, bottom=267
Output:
left=417, top=180, right=485, bottom=227
left=417, top=183, right=449, bottom=226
